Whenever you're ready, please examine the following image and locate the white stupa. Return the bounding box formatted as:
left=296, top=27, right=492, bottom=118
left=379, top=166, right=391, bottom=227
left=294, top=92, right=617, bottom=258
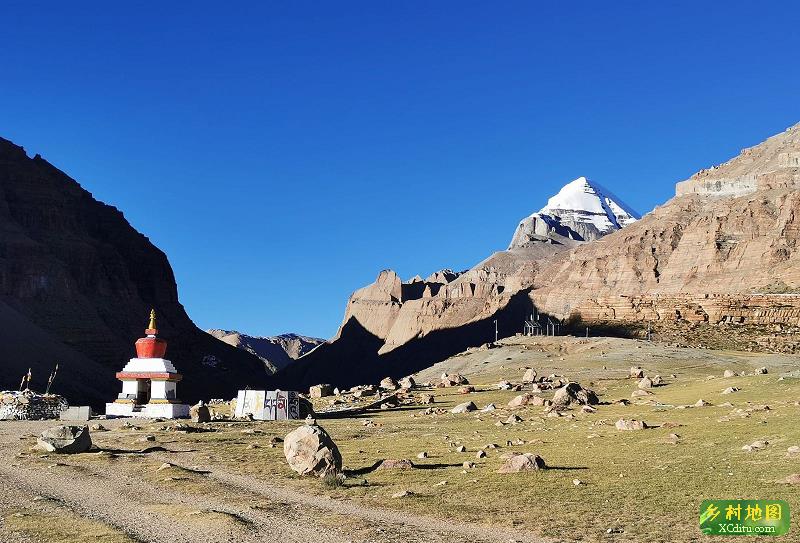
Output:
left=105, top=310, right=190, bottom=419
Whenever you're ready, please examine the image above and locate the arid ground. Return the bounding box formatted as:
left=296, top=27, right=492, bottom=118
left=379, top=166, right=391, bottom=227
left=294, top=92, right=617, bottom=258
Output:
left=1, top=336, right=799, bottom=543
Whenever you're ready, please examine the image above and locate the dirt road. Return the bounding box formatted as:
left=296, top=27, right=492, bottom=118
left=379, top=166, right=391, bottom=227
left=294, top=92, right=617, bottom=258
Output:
left=0, top=420, right=542, bottom=543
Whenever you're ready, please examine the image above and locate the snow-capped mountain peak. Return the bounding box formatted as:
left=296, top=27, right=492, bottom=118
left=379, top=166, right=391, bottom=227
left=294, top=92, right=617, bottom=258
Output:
left=540, top=176, right=639, bottom=231
left=509, top=176, right=640, bottom=249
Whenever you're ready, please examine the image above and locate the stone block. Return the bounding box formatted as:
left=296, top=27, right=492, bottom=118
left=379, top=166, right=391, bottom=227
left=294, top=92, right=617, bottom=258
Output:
left=60, top=406, right=92, bottom=421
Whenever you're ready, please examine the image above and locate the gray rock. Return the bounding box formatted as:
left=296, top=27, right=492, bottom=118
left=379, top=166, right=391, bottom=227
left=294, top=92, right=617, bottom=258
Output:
left=508, top=394, right=531, bottom=408
left=309, top=384, right=333, bottom=398
left=398, top=376, right=416, bottom=389
left=552, top=382, right=599, bottom=407
left=379, top=377, right=398, bottom=390
left=392, top=490, right=414, bottom=498
left=59, top=406, right=92, bottom=422
left=742, top=440, right=768, bottom=452
left=190, top=401, right=211, bottom=423
left=440, top=373, right=469, bottom=387
left=35, top=425, right=92, bottom=454
left=283, top=424, right=341, bottom=477
left=377, top=459, right=414, bottom=470
left=450, top=401, right=477, bottom=414
left=496, top=453, right=546, bottom=473
left=522, top=368, right=537, bottom=383
left=615, top=419, right=646, bottom=431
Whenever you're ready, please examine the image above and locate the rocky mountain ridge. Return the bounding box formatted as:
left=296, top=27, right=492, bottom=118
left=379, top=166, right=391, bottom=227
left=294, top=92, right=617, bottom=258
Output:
left=274, top=178, right=639, bottom=389
left=275, top=121, right=800, bottom=389
left=207, top=330, right=324, bottom=373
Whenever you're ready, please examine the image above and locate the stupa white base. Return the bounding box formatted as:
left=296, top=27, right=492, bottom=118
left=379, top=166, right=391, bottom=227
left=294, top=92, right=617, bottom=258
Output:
left=105, top=402, right=190, bottom=419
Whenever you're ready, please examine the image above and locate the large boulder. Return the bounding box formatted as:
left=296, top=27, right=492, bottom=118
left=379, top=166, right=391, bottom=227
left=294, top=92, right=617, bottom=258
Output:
left=283, top=424, right=341, bottom=477
left=190, top=401, right=211, bottom=423
left=309, top=384, right=333, bottom=398
left=35, top=425, right=92, bottom=454
left=497, top=453, right=546, bottom=473
left=379, top=377, right=398, bottom=390
left=398, top=376, right=416, bottom=389
left=522, top=368, right=538, bottom=383
left=440, top=373, right=469, bottom=387
left=551, top=382, right=599, bottom=407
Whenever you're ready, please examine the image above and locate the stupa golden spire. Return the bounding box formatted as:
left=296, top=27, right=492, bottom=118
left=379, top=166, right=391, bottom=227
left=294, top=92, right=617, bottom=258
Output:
left=146, top=308, right=157, bottom=334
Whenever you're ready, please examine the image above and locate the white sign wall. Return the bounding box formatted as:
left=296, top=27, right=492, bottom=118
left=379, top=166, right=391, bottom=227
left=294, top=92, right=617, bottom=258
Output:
left=234, top=390, right=300, bottom=420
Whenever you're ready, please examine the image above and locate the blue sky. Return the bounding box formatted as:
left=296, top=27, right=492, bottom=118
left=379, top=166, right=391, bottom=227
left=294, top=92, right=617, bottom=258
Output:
left=2, top=2, right=799, bottom=339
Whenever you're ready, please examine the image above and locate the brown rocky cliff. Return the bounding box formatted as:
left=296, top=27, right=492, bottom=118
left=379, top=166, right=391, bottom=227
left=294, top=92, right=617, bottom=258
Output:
left=275, top=121, right=800, bottom=389
left=0, top=137, right=266, bottom=405
left=531, top=122, right=800, bottom=328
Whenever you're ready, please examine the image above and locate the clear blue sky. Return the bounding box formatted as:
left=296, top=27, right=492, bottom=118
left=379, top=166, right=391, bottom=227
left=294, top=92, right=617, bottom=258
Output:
left=2, top=2, right=799, bottom=339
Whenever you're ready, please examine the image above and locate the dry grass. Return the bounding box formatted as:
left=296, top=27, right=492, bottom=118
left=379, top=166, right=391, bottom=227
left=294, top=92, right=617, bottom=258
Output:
left=9, top=337, right=799, bottom=542
left=4, top=509, right=135, bottom=543
left=168, top=339, right=800, bottom=542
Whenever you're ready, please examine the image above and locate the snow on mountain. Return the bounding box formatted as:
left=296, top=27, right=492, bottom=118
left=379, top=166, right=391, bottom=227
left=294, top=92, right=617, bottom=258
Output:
left=509, top=176, right=640, bottom=249
left=207, top=330, right=325, bottom=374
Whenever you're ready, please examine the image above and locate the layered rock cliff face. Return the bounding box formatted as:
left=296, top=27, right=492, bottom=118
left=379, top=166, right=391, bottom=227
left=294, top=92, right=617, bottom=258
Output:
left=676, top=123, right=800, bottom=197
left=531, top=121, right=800, bottom=330
left=0, top=137, right=266, bottom=406
left=276, top=121, right=800, bottom=388
left=275, top=180, right=637, bottom=389
left=207, top=330, right=323, bottom=373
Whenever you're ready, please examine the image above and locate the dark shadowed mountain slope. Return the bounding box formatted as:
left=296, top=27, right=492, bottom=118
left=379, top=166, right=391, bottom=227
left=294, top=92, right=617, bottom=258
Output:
left=270, top=290, right=536, bottom=391
left=0, top=137, right=266, bottom=406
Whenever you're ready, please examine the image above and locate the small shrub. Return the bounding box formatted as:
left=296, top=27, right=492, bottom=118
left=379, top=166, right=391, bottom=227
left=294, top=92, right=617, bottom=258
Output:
left=322, top=472, right=344, bottom=489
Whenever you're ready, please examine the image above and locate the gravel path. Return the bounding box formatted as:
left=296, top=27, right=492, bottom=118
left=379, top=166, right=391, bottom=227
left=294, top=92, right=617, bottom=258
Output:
left=0, top=421, right=544, bottom=543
